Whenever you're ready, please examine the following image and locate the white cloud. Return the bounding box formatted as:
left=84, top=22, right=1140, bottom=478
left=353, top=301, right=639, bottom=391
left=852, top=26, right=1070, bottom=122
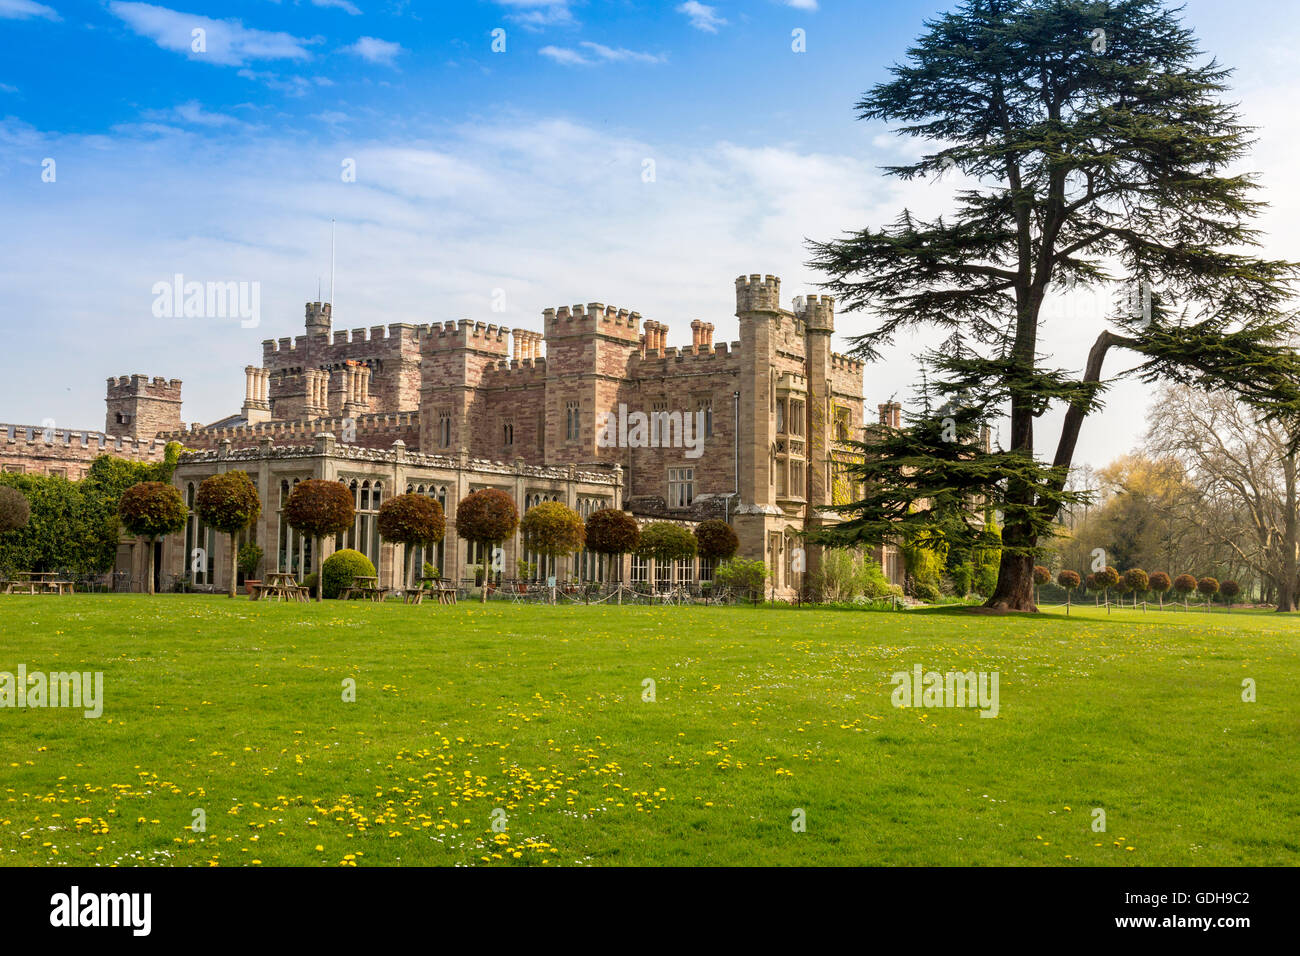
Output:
left=677, top=2, right=725, bottom=34
left=491, top=0, right=574, bottom=30
left=0, top=0, right=59, bottom=20
left=0, top=83, right=18, bottom=93
left=143, top=99, right=242, bottom=127
left=312, top=0, right=361, bottom=14
left=108, top=2, right=315, bottom=67
left=341, top=36, right=404, bottom=66
left=541, top=41, right=665, bottom=66
left=781, top=0, right=819, bottom=10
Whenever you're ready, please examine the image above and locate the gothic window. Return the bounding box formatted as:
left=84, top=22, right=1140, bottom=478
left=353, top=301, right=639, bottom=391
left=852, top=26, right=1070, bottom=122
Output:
left=788, top=399, right=804, bottom=437
left=503, top=422, right=514, bottom=446
left=438, top=409, right=452, bottom=448
left=697, top=397, right=713, bottom=438
left=565, top=401, right=580, bottom=441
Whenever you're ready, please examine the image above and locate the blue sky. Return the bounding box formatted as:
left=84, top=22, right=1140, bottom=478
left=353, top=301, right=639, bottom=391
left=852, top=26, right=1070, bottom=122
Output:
left=2, top=0, right=1298, bottom=469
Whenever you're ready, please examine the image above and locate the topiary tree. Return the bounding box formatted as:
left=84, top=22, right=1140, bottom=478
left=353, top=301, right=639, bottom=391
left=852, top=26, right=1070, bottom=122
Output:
left=194, top=471, right=262, bottom=599
left=1172, top=573, right=1198, bottom=607
left=584, top=508, right=640, bottom=586
left=0, top=486, right=31, bottom=535
left=695, top=519, right=740, bottom=561
left=1148, top=571, right=1172, bottom=608
left=520, top=502, right=585, bottom=593
left=118, top=481, right=188, bottom=596
left=1197, top=576, right=1220, bottom=610
left=377, top=493, right=446, bottom=588
left=1032, top=565, right=1051, bottom=605
left=1123, top=568, right=1149, bottom=609
left=455, top=488, right=519, bottom=602
left=1096, top=565, right=1120, bottom=605
left=1057, top=569, right=1080, bottom=608
left=1221, top=579, right=1241, bottom=605
left=1084, top=571, right=1098, bottom=600
left=321, top=548, right=376, bottom=600
left=637, top=522, right=698, bottom=590
left=284, top=479, right=356, bottom=601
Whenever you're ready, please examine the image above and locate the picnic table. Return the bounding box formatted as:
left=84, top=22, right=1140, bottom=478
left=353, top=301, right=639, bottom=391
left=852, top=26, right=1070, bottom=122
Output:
left=404, top=576, right=457, bottom=605
left=341, top=575, right=386, bottom=602
left=250, top=571, right=310, bottom=602
left=2, top=572, right=74, bottom=595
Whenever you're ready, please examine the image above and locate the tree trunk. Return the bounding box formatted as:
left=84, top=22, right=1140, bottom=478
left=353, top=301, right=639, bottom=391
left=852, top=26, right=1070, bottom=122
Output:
left=1277, top=456, right=1298, bottom=612
left=315, top=537, right=324, bottom=602
left=146, top=537, right=156, bottom=596
left=984, top=549, right=1037, bottom=611
left=228, top=532, right=239, bottom=599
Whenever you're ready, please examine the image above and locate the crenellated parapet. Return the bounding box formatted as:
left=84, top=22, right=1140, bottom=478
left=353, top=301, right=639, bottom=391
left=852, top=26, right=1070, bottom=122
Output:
left=418, top=319, right=511, bottom=355
left=158, top=410, right=420, bottom=451
left=735, top=273, right=782, bottom=314
left=544, top=302, right=642, bottom=342
left=794, top=294, right=835, bottom=332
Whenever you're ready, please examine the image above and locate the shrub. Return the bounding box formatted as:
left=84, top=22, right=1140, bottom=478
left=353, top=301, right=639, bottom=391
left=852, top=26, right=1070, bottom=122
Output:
left=285, top=480, right=356, bottom=600
left=694, top=520, right=739, bottom=560
left=0, top=486, right=30, bottom=534
left=972, top=517, right=1001, bottom=595
left=237, top=543, right=263, bottom=577
left=912, top=579, right=941, bottom=603
left=195, top=471, right=262, bottom=598
left=118, top=481, right=188, bottom=595
left=321, top=549, right=377, bottom=600
left=715, top=557, right=768, bottom=598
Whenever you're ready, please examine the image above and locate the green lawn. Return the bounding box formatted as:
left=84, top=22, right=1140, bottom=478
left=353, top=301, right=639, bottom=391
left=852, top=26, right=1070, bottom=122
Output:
left=2, top=595, right=1297, bottom=866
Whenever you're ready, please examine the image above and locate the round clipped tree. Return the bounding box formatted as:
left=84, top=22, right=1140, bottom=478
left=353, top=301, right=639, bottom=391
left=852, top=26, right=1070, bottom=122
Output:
left=118, top=481, right=188, bottom=596
left=696, top=519, right=740, bottom=561
left=455, top=488, right=519, bottom=602
left=0, top=486, right=31, bottom=535
left=638, top=522, right=698, bottom=591
left=1123, top=568, right=1149, bottom=609
left=1096, top=565, right=1120, bottom=605
left=1148, top=571, right=1172, bottom=608
left=1032, top=565, right=1051, bottom=605
left=1197, top=576, right=1220, bottom=610
left=284, top=479, right=356, bottom=601
left=1084, top=571, right=1098, bottom=599
left=194, top=471, right=262, bottom=599
left=377, top=493, right=446, bottom=588
left=585, top=508, right=640, bottom=586
left=1221, top=579, right=1241, bottom=606
left=1057, top=569, right=1080, bottom=607
left=1172, top=573, right=1198, bottom=607
left=520, top=502, right=585, bottom=592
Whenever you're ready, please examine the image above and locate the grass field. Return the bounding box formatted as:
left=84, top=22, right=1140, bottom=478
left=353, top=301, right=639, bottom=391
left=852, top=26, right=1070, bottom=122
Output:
left=2, top=595, right=1297, bottom=866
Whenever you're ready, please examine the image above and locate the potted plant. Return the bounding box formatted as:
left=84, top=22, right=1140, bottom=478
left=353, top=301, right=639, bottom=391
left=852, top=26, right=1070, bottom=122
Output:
left=516, top=558, right=536, bottom=591
left=421, top=562, right=440, bottom=589
left=238, top=543, right=263, bottom=595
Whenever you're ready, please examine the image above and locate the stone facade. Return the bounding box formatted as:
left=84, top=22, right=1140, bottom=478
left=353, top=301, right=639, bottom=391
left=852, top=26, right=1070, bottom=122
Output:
left=12, top=272, right=903, bottom=594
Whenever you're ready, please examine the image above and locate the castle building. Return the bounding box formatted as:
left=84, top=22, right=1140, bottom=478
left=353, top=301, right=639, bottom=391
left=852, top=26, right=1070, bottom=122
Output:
left=4, top=274, right=903, bottom=594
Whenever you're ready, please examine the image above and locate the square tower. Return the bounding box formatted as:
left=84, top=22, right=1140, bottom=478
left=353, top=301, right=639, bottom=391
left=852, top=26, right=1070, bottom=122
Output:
left=105, top=374, right=183, bottom=440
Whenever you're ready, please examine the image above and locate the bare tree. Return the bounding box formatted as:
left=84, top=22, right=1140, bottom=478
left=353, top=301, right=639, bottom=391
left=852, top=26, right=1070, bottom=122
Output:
left=1147, top=384, right=1299, bottom=611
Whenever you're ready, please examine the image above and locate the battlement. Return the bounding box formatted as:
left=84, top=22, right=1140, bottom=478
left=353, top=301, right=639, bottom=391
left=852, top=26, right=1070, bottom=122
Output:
left=736, top=273, right=782, bottom=314
left=831, top=352, right=865, bottom=373
left=263, top=322, right=416, bottom=354
left=305, top=300, right=331, bottom=332
left=794, top=293, right=835, bottom=331
left=544, top=303, right=643, bottom=342
left=106, top=374, right=182, bottom=398
left=159, top=410, right=420, bottom=451
left=3, top=423, right=172, bottom=460
left=418, top=319, right=511, bottom=354
left=629, top=340, right=741, bottom=373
